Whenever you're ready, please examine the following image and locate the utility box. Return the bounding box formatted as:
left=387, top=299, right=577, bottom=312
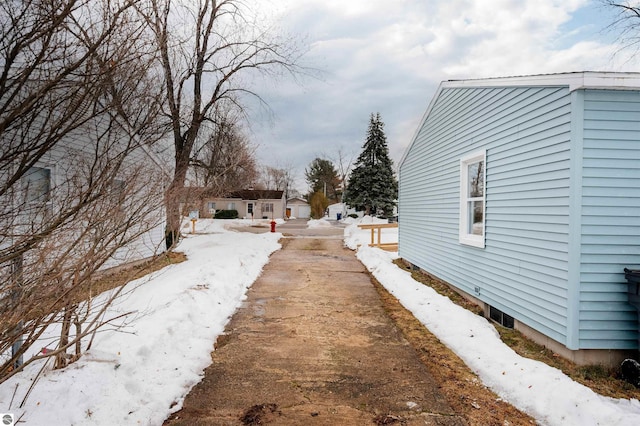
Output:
left=625, top=268, right=640, bottom=305
left=624, top=268, right=640, bottom=351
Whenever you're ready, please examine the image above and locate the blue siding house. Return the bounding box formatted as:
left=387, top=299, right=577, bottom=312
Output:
left=398, top=72, right=640, bottom=365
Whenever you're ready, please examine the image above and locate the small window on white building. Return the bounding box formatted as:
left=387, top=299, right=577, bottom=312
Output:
left=207, top=202, right=216, bottom=214
left=23, top=166, right=51, bottom=203
left=113, top=179, right=126, bottom=200
left=459, top=150, right=485, bottom=248
left=261, top=203, right=274, bottom=213
left=227, top=202, right=236, bottom=210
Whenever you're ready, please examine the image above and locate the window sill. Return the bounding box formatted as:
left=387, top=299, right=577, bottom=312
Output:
left=459, top=235, right=485, bottom=248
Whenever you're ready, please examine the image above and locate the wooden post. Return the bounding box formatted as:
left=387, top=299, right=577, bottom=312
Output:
left=11, top=254, right=24, bottom=369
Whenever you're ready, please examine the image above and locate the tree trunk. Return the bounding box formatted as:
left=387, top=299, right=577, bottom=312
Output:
left=165, top=180, right=183, bottom=250
left=165, top=150, right=191, bottom=249
left=55, top=304, right=73, bottom=370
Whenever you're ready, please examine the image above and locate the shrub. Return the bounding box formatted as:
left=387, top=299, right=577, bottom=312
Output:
left=214, top=209, right=238, bottom=219
left=309, top=191, right=329, bottom=219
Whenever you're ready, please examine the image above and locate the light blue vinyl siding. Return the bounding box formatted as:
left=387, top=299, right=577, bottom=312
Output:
left=400, top=83, right=640, bottom=351
left=578, top=89, right=640, bottom=349
left=400, top=85, right=574, bottom=346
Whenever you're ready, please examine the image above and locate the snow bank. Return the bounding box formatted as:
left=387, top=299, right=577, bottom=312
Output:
left=307, top=218, right=332, bottom=228
left=4, top=218, right=639, bottom=426
left=350, top=226, right=640, bottom=426
left=0, top=220, right=281, bottom=425
left=343, top=216, right=399, bottom=251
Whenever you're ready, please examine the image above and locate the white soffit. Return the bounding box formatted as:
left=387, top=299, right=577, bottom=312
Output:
left=443, top=71, right=640, bottom=92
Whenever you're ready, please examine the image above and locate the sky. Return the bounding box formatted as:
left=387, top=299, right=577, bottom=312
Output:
left=246, top=0, right=638, bottom=192
left=2, top=218, right=639, bottom=425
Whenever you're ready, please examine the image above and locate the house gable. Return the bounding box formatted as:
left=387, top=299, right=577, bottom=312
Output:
left=400, top=84, right=574, bottom=346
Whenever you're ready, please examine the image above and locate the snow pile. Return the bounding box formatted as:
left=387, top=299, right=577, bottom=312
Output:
left=215, top=218, right=285, bottom=228
left=0, top=220, right=281, bottom=425
left=3, top=218, right=639, bottom=426
left=346, top=220, right=640, bottom=425
left=307, top=218, right=332, bottom=228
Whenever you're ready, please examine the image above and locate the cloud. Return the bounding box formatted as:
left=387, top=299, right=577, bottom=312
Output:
left=250, top=0, right=640, bottom=193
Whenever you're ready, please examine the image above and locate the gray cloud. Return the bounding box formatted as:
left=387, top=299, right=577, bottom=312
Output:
left=249, top=0, right=637, bottom=193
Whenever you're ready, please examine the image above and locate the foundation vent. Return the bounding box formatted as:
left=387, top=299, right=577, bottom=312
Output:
left=489, top=305, right=514, bottom=329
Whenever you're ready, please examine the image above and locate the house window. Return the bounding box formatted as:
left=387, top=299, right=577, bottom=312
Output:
left=459, top=150, right=485, bottom=248
left=113, top=179, right=126, bottom=200
left=207, top=202, right=216, bottom=214
left=23, top=166, right=51, bottom=203
left=261, top=203, right=274, bottom=213
left=227, top=202, right=236, bottom=210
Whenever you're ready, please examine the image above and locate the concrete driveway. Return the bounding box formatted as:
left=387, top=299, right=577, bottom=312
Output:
left=164, top=220, right=465, bottom=425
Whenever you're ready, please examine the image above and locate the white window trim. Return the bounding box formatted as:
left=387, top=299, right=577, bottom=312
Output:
left=459, top=150, right=486, bottom=248
left=23, top=164, right=54, bottom=204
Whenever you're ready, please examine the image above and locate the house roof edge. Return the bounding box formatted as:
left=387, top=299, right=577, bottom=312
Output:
left=442, top=71, right=640, bottom=92
left=399, top=71, right=640, bottom=170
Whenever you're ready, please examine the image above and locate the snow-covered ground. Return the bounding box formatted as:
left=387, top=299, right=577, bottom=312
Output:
left=345, top=218, right=640, bottom=426
left=0, top=219, right=281, bottom=425
left=0, top=217, right=639, bottom=425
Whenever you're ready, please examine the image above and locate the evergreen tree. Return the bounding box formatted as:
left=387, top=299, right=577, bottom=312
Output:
left=304, top=158, right=342, bottom=203
left=344, top=113, right=398, bottom=216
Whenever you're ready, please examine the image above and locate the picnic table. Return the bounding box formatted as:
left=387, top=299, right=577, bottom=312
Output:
left=357, top=223, right=398, bottom=251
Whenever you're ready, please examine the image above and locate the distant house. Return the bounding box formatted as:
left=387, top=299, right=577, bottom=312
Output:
left=327, top=203, right=343, bottom=219
left=190, top=189, right=286, bottom=220
left=399, top=72, right=640, bottom=365
left=286, top=197, right=310, bottom=219
left=327, top=202, right=358, bottom=220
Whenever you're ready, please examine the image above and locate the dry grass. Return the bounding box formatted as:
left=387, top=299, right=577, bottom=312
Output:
left=10, top=252, right=187, bottom=326
left=392, top=259, right=640, bottom=401
left=72, top=251, right=187, bottom=304
left=371, top=274, right=536, bottom=425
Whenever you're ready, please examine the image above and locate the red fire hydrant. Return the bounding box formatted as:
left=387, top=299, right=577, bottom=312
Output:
left=270, top=220, right=276, bottom=233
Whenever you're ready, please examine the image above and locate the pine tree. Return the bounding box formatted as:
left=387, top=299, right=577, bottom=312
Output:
left=304, top=158, right=342, bottom=203
left=344, top=113, right=398, bottom=216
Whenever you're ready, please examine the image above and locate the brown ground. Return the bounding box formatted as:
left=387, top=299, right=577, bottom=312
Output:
left=395, top=260, right=640, bottom=401
left=163, top=220, right=535, bottom=425
left=83, top=219, right=638, bottom=424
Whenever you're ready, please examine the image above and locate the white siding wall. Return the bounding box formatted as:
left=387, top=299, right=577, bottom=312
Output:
left=400, top=86, right=574, bottom=346
left=17, top=118, right=167, bottom=270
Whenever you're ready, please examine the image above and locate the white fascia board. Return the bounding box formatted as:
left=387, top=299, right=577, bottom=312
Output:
left=442, top=71, right=640, bottom=92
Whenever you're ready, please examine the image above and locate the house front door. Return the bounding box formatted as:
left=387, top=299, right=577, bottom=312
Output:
left=247, top=202, right=254, bottom=218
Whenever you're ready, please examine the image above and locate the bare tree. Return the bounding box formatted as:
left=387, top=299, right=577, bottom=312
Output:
left=1, top=115, right=167, bottom=384
left=335, top=147, right=356, bottom=197
left=0, top=0, right=168, bottom=383
left=257, top=164, right=295, bottom=194
left=601, top=1, right=640, bottom=55
left=190, top=106, right=258, bottom=195
left=135, top=0, right=304, bottom=248
left=0, top=0, right=162, bottom=262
